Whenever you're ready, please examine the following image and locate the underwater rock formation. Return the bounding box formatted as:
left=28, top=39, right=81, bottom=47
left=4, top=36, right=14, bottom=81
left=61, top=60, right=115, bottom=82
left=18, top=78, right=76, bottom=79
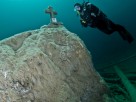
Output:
left=0, top=24, right=110, bottom=102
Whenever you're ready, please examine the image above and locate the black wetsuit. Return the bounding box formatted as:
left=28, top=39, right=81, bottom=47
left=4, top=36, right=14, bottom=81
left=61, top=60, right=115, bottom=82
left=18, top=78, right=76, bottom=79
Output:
left=79, top=2, right=134, bottom=43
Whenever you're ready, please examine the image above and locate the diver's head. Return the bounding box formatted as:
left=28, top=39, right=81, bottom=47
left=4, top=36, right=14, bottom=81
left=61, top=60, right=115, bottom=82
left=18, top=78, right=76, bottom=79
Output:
left=74, top=3, right=83, bottom=13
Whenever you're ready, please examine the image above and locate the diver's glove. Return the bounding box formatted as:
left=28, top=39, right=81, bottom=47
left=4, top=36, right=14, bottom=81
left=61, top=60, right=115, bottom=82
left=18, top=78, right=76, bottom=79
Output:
left=80, top=20, right=88, bottom=27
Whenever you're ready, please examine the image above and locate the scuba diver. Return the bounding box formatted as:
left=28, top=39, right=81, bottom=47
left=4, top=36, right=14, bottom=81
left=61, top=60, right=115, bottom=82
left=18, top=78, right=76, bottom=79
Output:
left=74, top=0, right=134, bottom=43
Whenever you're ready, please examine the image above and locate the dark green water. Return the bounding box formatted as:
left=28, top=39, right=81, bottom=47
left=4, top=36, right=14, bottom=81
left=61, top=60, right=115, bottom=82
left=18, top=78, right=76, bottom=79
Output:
left=0, top=0, right=136, bottom=70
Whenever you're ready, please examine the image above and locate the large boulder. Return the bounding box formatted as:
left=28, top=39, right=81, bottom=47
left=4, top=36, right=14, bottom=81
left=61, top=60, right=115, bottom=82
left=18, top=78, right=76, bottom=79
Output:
left=0, top=24, right=111, bottom=102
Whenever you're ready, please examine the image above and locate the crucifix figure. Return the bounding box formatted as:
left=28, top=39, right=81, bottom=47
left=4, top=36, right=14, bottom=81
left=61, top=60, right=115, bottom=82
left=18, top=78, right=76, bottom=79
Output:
left=45, top=6, right=58, bottom=24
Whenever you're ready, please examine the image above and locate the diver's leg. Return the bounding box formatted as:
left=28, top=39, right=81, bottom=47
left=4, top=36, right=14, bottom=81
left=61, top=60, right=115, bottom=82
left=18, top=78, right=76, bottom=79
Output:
left=115, top=24, right=134, bottom=43
left=96, top=19, right=117, bottom=35
left=105, top=20, right=117, bottom=34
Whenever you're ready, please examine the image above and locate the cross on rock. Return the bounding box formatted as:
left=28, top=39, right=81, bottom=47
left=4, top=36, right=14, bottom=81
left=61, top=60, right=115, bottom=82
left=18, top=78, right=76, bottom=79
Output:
left=45, top=6, right=58, bottom=24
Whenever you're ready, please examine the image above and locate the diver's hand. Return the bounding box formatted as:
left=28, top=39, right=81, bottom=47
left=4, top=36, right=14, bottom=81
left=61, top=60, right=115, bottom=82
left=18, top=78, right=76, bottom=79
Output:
left=80, top=20, right=88, bottom=27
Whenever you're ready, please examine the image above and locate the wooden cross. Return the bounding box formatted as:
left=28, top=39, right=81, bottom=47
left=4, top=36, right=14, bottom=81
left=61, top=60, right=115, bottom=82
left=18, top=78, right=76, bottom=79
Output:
left=45, top=6, right=58, bottom=24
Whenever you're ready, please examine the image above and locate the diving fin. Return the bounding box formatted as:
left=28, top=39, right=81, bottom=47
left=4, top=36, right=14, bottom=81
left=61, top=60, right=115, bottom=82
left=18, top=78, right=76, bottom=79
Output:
left=119, top=30, right=134, bottom=44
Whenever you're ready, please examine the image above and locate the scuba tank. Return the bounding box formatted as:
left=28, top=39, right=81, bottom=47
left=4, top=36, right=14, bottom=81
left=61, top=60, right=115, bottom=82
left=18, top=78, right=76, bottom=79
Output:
left=82, top=0, right=91, bottom=11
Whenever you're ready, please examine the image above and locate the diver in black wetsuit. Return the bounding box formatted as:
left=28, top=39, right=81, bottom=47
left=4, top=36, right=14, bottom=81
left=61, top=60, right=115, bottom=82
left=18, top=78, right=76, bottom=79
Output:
left=74, top=1, right=134, bottom=43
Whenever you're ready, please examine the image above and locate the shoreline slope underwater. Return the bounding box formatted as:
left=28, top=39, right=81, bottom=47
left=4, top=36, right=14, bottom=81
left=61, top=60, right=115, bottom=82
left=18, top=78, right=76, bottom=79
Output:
left=0, top=24, right=113, bottom=102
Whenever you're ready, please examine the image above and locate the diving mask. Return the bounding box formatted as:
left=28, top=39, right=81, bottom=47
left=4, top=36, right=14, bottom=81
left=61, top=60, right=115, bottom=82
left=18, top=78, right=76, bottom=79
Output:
left=74, top=6, right=81, bottom=12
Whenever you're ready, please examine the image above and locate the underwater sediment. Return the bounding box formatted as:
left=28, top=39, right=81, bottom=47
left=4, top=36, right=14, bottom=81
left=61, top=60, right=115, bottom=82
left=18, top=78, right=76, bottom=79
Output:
left=0, top=24, right=111, bottom=102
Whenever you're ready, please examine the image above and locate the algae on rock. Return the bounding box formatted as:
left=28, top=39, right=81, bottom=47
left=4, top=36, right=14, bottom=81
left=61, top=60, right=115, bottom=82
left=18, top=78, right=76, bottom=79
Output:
left=0, top=24, right=111, bottom=102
